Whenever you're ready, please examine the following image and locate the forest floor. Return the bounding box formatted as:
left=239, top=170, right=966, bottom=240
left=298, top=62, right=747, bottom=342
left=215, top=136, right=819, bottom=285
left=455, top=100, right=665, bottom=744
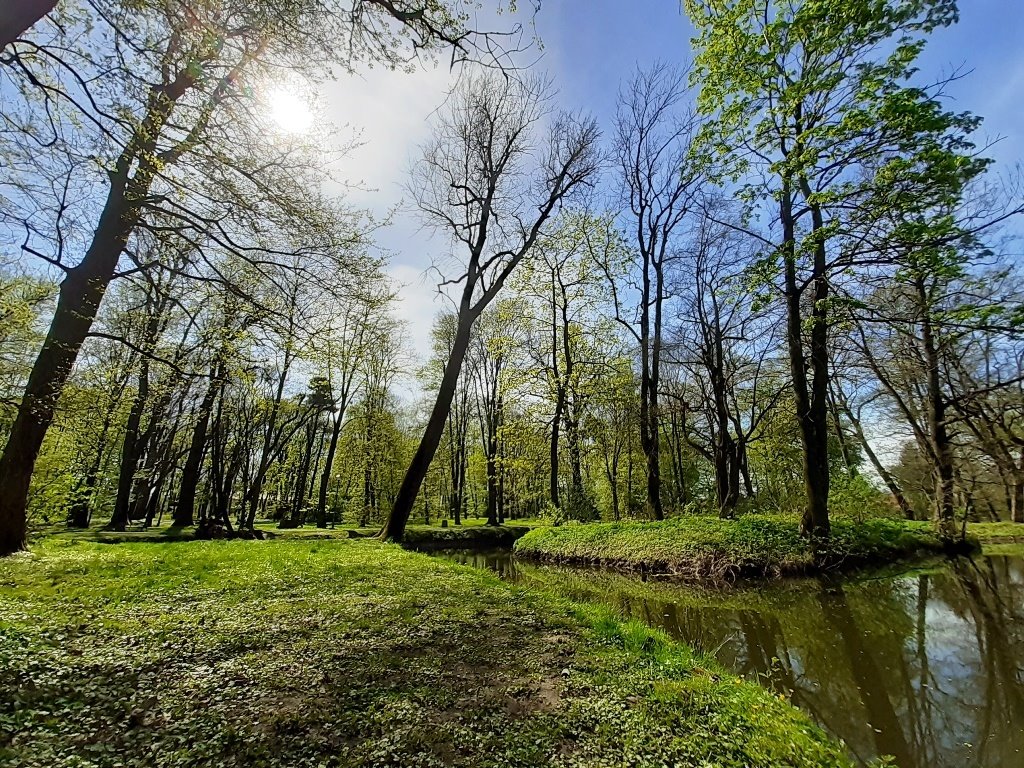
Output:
left=0, top=536, right=851, bottom=767
left=514, top=514, right=973, bottom=580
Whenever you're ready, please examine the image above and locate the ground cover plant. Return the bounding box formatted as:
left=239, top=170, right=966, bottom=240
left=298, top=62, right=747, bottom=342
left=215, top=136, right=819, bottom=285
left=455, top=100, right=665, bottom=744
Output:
left=514, top=515, right=972, bottom=579
left=0, top=536, right=853, bottom=767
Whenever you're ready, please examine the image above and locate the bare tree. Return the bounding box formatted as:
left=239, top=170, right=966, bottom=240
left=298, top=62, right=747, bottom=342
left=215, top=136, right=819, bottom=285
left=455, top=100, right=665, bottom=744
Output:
left=602, top=63, right=704, bottom=521
left=381, top=72, right=599, bottom=541
left=667, top=211, right=783, bottom=517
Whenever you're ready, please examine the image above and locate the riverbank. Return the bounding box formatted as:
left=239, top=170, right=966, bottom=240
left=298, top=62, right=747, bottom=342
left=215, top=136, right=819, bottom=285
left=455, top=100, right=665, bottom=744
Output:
left=46, top=520, right=537, bottom=548
left=0, top=537, right=851, bottom=767
left=968, top=521, right=1024, bottom=544
left=513, top=514, right=974, bottom=580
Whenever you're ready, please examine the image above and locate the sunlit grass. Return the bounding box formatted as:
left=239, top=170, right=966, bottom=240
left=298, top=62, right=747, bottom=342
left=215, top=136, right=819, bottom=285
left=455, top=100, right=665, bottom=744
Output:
left=0, top=537, right=852, bottom=767
left=515, top=514, right=968, bottom=579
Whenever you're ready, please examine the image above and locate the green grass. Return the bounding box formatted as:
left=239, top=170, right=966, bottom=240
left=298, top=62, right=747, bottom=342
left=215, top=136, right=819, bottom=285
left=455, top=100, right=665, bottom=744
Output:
left=514, top=514, right=969, bottom=580
left=967, top=521, right=1024, bottom=543
left=47, top=519, right=542, bottom=547
left=0, top=536, right=852, bottom=767
left=981, top=542, right=1024, bottom=558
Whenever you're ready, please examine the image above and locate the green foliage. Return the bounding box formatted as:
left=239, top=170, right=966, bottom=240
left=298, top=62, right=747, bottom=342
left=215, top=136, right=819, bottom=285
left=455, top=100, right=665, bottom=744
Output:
left=515, top=514, right=969, bottom=580
left=0, top=537, right=851, bottom=767
left=828, top=473, right=900, bottom=522
left=559, top=485, right=601, bottom=523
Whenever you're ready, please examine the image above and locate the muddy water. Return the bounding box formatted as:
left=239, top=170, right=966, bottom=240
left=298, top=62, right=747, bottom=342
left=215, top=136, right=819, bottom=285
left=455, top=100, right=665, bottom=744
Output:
left=430, top=548, right=1024, bottom=768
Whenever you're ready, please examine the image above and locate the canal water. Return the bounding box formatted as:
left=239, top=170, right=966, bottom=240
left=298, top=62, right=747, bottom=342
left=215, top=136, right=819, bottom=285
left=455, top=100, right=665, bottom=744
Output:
left=429, top=547, right=1024, bottom=768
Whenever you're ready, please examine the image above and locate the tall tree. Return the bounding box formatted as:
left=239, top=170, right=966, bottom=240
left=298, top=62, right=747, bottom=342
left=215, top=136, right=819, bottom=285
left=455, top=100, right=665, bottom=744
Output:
left=605, top=64, right=704, bottom=521
left=686, top=0, right=984, bottom=536
left=381, top=72, right=599, bottom=541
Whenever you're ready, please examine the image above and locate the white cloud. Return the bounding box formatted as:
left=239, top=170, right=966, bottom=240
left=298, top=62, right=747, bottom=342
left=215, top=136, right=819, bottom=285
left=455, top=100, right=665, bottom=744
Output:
left=311, top=63, right=460, bottom=384
left=321, top=63, right=455, bottom=207
left=388, top=261, right=446, bottom=365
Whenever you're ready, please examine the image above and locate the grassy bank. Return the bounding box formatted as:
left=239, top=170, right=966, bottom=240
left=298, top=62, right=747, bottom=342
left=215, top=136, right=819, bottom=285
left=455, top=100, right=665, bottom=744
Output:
left=46, top=520, right=537, bottom=548
left=514, top=514, right=970, bottom=580
left=967, top=521, right=1024, bottom=544
left=399, top=523, right=534, bottom=549
left=0, top=537, right=851, bottom=767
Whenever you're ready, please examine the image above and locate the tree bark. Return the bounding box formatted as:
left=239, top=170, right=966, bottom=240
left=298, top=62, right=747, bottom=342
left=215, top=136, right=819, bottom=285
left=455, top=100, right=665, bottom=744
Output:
left=316, top=408, right=345, bottom=527
left=783, top=175, right=830, bottom=538
left=0, top=0, right=57, bottom=48
left=109, top=360, right=149, bottom=531
left=174, top=366, right=220, bottom=526
left=383, top=310, right=473, bottom=540
left=911, top=275, right=956, bottom=534
left=0, top=166, right=134, bottom=555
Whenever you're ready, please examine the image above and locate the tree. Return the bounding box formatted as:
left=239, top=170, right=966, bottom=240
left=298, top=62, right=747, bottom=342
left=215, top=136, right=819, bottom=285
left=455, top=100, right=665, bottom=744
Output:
left=0, top=0, right=537, bottom=556
left=381, top=72, right=599, bottom=541
left=667, top=210, right=783, bottom=516
left=517, top=211, right=617, bottom=512
left=604, top=63, right=704, bottom=521
left=311, top=288, right=393, bottom=527
left=686, top=0, right=984, bottom=536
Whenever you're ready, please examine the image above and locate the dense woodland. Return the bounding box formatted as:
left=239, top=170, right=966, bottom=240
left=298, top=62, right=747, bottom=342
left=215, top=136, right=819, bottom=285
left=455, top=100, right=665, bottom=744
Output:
left=1, top=0, right=1023, bottom=555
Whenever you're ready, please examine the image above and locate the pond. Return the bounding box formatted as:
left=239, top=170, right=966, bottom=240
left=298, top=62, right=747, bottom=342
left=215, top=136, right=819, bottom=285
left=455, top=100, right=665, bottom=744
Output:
left=428, top=547, right=1024, bottom=768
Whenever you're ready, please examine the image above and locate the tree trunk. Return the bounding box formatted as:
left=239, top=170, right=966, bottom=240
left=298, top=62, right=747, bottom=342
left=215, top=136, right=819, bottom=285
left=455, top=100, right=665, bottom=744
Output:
left=917, top=277, right=955, bottom=535
left=109, top=361, right=150, bottom=531
left=1013, top=451, right=1024, bottom=523
left=485, top=409, right=500, bottom=526
left=67, top=402, right=119, bottom=528
left=0, top=170, right=133, bottom=555
left=289, top=419, right=315, bottom=527
left=174, top=368, right=220, bottom=526
left=841, top=398, right=915, bottom=519
left=0, top=0, right=57, bottom=47
left=316, top=409, right=345, bottom=527
left=783, top=178, right=830, bottom=538
left=550, top=385, right=564, bottom=509
left=383, top=310, right=473, bottom=541
left=607, top=453, right=620, bottom=521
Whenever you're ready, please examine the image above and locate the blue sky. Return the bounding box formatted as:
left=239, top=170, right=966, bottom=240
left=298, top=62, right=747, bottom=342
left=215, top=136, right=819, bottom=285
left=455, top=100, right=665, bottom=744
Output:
left=321, top=0, right=1024, bottom=367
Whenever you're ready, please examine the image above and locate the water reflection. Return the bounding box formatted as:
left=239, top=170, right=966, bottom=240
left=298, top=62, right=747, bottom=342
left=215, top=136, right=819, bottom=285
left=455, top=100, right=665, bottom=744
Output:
left=431, top=548, right=1024, bottom=768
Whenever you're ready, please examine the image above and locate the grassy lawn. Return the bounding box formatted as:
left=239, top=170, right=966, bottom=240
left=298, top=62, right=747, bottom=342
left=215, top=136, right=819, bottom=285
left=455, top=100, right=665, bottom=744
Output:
left=514, top=514, right=969, bottom=580
left=0, top=537, right=851, bottom=767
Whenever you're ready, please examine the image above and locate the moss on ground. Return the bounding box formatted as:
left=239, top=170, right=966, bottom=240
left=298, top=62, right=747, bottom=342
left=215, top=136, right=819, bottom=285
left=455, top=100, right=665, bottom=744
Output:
left=968, top=521, right=1024, bottom=544
left=0, top=537, right=851, bottom=767
left=514, top=514, right=972, bottom=580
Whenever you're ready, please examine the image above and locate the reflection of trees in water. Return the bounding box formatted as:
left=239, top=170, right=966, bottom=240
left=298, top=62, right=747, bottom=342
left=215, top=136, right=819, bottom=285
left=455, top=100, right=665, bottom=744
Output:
left=742, top=561, right=1024, bottom=768
left=938, top=557, right=1024, bottom=767
left=436, top=550, right=1024, bottom=768
left=820, top=584, right=913, bottom=765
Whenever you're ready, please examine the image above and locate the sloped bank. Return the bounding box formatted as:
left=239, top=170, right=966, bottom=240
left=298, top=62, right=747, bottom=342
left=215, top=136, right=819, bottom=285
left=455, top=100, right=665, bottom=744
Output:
left=399, top=523, right=534, bottom=550
left=513, top=514, right=976, bottom=580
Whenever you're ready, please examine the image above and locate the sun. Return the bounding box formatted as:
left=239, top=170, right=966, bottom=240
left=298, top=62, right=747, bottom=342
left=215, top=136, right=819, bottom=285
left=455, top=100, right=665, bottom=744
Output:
left=266, top=85, right=314, bottom=134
